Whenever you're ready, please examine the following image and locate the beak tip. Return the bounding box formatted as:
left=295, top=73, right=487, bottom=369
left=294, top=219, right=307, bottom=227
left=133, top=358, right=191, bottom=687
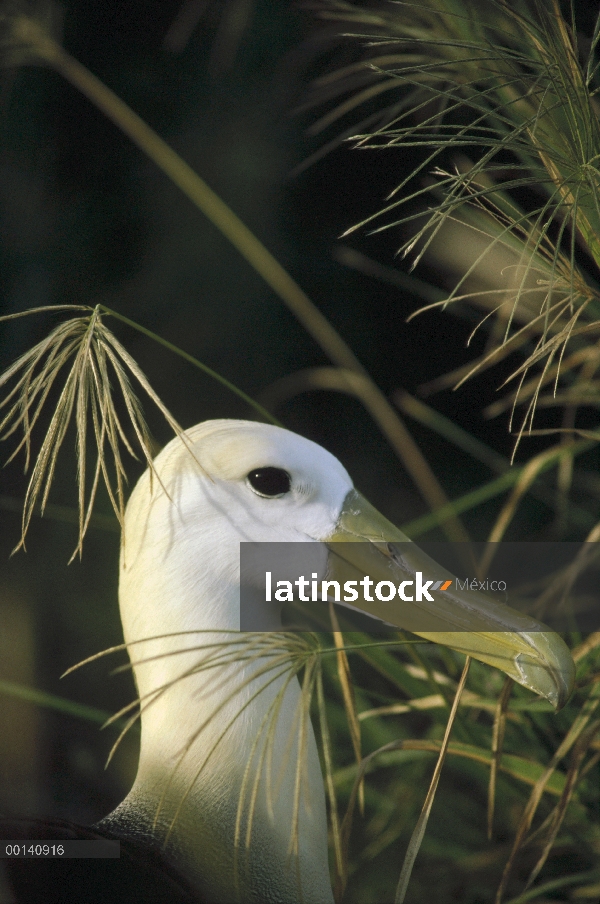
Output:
left=551, top=658, right=576, bottom=712
left=517, top=636, right=575, bottom=711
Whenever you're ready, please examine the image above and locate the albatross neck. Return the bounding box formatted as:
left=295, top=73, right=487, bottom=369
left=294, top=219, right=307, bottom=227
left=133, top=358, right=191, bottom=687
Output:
left=100, top=505, right=334, bottom=904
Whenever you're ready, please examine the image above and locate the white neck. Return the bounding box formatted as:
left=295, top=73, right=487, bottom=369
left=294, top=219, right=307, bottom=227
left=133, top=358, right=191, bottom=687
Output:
left=100, top=463, right=335, bottom=904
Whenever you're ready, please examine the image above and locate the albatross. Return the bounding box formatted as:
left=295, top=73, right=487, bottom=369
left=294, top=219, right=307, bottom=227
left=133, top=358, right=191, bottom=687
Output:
left=1, top=419, right=575, bottom=904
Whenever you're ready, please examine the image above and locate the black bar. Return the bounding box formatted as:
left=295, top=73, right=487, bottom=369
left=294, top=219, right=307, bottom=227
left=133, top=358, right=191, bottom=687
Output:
left=1, top=841, right=120, bottom=859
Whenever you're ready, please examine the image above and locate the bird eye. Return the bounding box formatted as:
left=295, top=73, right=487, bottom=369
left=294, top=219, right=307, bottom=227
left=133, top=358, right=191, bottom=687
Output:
left=247, top=467, right=291, bottom=498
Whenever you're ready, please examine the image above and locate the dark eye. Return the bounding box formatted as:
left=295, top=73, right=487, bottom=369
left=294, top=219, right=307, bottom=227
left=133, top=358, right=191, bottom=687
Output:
left=247, top=467, right=291, bottom=498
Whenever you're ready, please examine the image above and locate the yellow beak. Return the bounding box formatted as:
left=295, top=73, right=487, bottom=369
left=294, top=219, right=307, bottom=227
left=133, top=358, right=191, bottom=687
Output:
left=324, top=491, right=575, bottom=710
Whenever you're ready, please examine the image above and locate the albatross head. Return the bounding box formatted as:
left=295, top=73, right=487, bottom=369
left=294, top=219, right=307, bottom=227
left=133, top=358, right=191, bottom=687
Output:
left=101, top=419, right=574, bottom=904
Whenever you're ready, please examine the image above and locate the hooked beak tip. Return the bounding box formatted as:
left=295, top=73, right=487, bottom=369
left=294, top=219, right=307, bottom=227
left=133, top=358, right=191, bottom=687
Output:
left=514, top=641, right=575, bottom=711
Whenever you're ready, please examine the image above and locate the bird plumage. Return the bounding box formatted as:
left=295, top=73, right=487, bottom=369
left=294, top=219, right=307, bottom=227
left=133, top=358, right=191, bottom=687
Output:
left=99, top=420, right=343, bottom=903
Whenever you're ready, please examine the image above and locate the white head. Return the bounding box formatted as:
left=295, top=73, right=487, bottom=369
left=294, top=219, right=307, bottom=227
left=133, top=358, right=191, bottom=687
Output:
left=120, top=419, right=353, bottom=634
left=108, top=420, right=352, bottom=903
